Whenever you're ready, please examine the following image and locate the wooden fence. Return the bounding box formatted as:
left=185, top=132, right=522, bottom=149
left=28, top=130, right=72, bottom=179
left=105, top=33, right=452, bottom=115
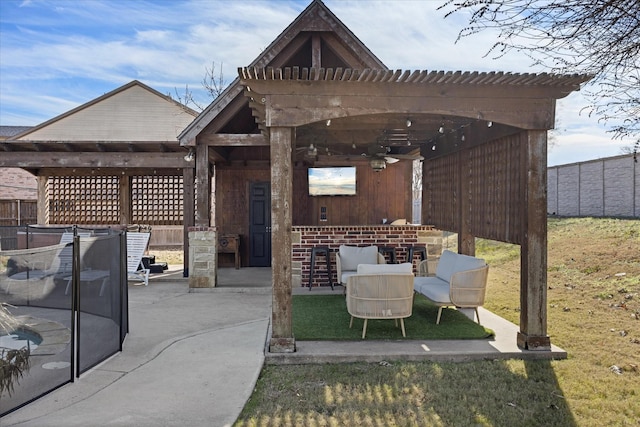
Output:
left=548, top=154, right=639, bottom=218
left=0, top=199, right=37, bottom=226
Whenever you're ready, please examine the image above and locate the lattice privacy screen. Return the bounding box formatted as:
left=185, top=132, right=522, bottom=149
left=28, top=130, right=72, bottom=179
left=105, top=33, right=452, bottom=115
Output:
left=49, top=175, right=183, bottom=225
left=131, top=175, right=183, bottom=224
left=50, top=176, right=120, bottom=224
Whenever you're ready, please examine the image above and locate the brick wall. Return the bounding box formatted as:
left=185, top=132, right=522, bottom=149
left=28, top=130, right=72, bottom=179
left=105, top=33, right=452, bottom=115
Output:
left=292, top=225, right=442, bottom=288
left=0, top=168, right=37, bottom=200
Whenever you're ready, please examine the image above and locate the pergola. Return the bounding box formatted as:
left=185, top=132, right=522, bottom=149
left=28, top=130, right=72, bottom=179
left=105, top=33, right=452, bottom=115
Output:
left=236, top=66, right=590, bottom=352
left=0, top=0, right=592, bottom=355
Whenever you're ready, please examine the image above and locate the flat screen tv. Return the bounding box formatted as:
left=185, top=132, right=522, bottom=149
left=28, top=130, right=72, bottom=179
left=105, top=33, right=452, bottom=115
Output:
left=308, top=167, right=356, bottom=196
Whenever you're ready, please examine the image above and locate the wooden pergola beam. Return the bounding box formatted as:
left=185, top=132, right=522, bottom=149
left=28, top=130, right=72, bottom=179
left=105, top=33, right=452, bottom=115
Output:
left=201, top=134, right=268, bottom=146
left=0, top=152, right=194, bottom=169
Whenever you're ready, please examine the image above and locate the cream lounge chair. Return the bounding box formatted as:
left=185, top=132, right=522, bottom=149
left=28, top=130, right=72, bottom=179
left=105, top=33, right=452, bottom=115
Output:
left=127, top=232, right=151, bottom=286
left=346, top=262, right=414, bottom=339
left=336, top=245, right=386, bottom=287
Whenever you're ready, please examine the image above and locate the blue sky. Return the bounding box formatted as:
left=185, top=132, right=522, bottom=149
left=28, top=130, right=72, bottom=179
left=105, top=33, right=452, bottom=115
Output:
left=0, top=0, right=634, bottom=166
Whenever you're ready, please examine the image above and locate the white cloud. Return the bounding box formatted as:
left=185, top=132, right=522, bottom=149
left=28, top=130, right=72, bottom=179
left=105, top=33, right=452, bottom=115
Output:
left=0, top=0, right=633, bottom=166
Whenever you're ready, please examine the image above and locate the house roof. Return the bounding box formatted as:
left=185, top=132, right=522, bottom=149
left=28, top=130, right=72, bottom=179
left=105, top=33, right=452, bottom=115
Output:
left=178, top=0, right=385, bottom=146
left=1, top=80, right=198, bottom=155
left=0, top=126, right=32, bottom=139
left=13, top=80, right=197, bottom=141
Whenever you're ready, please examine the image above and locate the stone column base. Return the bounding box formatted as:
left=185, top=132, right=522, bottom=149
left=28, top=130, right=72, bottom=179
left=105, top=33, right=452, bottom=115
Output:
left=188, top=227, right=217, bottom=290
left=517, top=332, right=551, bottom=351
left=269, top=337, right=296, bottom=353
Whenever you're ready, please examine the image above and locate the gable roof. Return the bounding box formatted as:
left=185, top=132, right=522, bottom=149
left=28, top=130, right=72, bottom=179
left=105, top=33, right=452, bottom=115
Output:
left=178, top=0, right=386, bottom=145
left=0, top=126, right=32, bottom=139
left=15, top=80, right=198, bottom=142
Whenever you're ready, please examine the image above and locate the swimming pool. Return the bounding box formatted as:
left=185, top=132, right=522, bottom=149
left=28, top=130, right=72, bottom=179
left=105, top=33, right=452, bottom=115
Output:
left=0, top=328, right=42, bottom=351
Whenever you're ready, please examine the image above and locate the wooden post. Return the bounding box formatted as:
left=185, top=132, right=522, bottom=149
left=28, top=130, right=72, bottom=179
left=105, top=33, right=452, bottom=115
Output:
left=183, top=167, right=195, bottom=277
left=119, top=175, right=131, bottom=225
left=36, top=176, right=49, bottom=224
left=195, top=144, right=210, bottom=226
left=518, top=130, right=551, bottom=350
left=269, top=127, right=295, bottom=353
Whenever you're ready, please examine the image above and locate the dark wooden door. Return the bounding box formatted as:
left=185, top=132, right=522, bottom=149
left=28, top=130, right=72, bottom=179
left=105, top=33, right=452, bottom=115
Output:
left=249, top=182, right=271, bottom=266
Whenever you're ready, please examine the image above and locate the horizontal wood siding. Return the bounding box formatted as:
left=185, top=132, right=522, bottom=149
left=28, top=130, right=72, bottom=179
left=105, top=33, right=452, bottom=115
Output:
left=22, top=85, right=194, bottom=141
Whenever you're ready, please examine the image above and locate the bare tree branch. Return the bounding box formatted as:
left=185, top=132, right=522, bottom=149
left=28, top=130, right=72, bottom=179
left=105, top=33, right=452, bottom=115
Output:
left=171, top=61, right=228, bottom=112
left=440, top=0, right=640, bottom=155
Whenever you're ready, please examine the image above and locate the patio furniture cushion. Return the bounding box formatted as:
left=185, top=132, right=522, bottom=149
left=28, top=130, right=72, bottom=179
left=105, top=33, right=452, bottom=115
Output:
left=357, top=262, right=413, bottom=275
left=336, top=245, right=386, bottom=286
left=413, top=276, right=450, bottom=302
left=338, top=245, right=379, bottom=271
left=435, top=250, right=486, bottom=283
left=414, top=250, right=489, bottom=324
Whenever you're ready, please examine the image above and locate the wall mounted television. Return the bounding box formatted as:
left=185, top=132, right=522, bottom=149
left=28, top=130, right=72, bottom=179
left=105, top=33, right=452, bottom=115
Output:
left=308, top=166, right=356, bottom=196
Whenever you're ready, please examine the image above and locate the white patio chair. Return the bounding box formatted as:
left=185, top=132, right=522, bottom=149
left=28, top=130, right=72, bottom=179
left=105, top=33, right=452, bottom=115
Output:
left=127, top=232, right=151, bottom=286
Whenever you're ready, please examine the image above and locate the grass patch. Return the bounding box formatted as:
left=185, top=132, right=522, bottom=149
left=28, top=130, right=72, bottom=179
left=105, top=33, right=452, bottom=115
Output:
left=293, top=294, right=493, bottom=340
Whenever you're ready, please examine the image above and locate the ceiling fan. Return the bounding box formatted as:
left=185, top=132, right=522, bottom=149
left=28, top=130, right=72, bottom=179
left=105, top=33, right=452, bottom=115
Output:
left=361, top=143, right=423, bottom=171
left=295, top=143, right=343, bottom=161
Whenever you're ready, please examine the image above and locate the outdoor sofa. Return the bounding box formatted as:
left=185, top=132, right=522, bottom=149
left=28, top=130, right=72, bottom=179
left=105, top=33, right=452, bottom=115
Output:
left=413, top=250, right=489, bottom=324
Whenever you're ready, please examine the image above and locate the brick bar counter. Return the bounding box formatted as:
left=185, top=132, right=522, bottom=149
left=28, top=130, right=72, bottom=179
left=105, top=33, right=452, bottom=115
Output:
left=292, top=225, right=443, bottom=288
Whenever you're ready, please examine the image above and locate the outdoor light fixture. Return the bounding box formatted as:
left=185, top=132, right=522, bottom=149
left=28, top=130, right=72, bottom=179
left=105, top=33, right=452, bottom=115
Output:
left=184, top=149, right=195, bottom=162
left=438, top=125, right=444, bottom=134
left=487, top=121, right=493, bottom=128
left=326, top=119, right=331, bottom=126
left=307, top=143, right=318, bottom=157
left=406, top=119, right=412, bottom=127
left=369, top=158, right=386, bottom=171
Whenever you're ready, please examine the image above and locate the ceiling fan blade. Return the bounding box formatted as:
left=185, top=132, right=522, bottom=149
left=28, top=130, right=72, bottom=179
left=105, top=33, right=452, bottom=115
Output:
left=387, top=153, right=424, bottom=160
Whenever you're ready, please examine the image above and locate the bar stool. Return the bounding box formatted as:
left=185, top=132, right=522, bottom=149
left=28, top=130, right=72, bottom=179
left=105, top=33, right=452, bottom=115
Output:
left=308, top=246, right=333, bottom=290
left=407, top=245, right=427, bottom=263
left=378, top=246, right=397, bottom=264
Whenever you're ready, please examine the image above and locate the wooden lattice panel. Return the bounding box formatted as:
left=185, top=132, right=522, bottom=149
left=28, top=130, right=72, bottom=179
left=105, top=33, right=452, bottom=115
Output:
left=49, top=176, right=119, bottom=224
left=468, top=135, right=524, bottom=244
left=132, top=175, right=183, bottom=225
left=423, top=154, right=459, bottom=232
